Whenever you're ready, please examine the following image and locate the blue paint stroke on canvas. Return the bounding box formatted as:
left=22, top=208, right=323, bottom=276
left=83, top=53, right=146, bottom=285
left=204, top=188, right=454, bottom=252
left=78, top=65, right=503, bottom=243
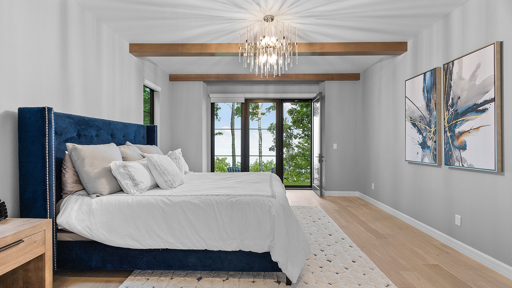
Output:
left=443, top=59, right=495, bottom=168
left=405, top=69, right=438, bottom=164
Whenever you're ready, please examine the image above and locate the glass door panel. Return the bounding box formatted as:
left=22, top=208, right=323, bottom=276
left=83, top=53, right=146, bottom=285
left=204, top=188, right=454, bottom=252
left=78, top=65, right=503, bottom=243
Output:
left=213, top=103, right=242, bottom=172
left=249, top=102, right=277, bottom=172
left=283, top=101, right=312, bottom=186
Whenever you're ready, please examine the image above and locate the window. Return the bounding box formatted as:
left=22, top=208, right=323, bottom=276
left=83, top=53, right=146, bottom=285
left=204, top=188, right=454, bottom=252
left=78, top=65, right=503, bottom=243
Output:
left=212, top=103, right=242, bottom=172
left=143, top=86, right=154, bottom=125
left=211, top=99, right=312, bottom=187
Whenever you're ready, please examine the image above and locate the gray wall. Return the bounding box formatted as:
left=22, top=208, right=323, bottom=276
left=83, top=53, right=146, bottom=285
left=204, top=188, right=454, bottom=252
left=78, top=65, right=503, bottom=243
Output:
left=322, top=82, right=362, bottom=192
left=0, top=0, right=169, bottom=217
left=167, top=82, right=209, bottom=172
left=358, top=0, right=512, bottom=266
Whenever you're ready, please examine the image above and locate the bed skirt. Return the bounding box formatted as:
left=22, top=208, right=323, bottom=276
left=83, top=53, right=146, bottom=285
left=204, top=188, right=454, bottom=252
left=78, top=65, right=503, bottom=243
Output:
left=57, top=240, right=281, bottom=272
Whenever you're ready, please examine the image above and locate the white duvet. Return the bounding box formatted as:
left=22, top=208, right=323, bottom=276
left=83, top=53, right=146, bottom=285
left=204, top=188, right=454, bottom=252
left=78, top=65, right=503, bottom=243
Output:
left=57, top=172, right=311, bottom=282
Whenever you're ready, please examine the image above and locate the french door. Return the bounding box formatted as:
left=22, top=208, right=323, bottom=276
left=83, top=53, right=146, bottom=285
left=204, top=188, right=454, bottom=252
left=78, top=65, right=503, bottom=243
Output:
left=212, top=99, right=313, bottom=188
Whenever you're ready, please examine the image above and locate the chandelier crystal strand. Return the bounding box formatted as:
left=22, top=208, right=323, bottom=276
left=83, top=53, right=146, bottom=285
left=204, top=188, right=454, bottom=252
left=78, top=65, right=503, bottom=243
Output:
left=239, top=15, right=297, bottom=77
left=295, top=27, right=298, bottom=64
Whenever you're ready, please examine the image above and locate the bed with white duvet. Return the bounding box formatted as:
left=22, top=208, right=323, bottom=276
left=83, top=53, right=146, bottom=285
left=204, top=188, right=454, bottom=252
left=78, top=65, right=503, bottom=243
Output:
left=57, top=172, right=311, bottom=282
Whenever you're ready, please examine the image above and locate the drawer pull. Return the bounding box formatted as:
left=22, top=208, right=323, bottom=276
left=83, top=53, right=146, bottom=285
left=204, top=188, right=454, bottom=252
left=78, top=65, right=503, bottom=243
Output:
left=0, top=239, right=24, bottom=252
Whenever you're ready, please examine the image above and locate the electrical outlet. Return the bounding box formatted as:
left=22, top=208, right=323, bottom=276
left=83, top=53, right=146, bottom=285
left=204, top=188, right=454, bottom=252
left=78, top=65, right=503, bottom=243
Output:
left=333, top=143, right=337, bottom=149
left=455, top=214, right=462, bottom=226
left=372, top=183, right=375, bottom=190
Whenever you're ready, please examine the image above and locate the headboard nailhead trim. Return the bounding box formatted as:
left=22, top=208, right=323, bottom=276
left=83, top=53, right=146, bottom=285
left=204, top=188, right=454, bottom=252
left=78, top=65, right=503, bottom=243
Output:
left=45, top=107, right=49, bottom=219
left=52, top=109, right=57, bottom=269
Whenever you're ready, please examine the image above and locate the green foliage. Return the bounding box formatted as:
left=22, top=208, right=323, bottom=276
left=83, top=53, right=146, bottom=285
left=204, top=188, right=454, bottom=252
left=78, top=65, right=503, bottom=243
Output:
left=214, top=103, right=221, bottom=121
left=287, top=102, right=312, bottom=139
left=143, top=87, right=152, bottom=125
left=214, top=157, right=230, bottom=172
left=250, top=159, right=275, bottom=172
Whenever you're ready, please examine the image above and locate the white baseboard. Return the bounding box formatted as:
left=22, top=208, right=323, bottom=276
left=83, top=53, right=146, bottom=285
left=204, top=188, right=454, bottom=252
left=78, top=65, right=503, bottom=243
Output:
left=355, top=192, right=512, bottom=281
left=323, top=191, right=360, bottom=197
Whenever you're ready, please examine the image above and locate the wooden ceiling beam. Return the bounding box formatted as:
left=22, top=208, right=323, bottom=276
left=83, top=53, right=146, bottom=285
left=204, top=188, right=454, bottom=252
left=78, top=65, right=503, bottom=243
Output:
left=169, top=73, right=360, bottom=82
left=130, top=42, right=407, bottom=57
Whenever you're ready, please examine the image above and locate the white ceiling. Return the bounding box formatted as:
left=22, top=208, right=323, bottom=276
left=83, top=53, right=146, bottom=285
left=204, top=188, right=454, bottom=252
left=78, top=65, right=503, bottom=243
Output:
left=75, top=0, right=469, bottom=74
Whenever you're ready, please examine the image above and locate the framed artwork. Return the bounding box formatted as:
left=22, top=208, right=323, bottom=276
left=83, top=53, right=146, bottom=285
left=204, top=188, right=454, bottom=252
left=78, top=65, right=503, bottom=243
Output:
left=443, top=41, right=502, bottom=172
left=405, top=67, right=442, bottom=165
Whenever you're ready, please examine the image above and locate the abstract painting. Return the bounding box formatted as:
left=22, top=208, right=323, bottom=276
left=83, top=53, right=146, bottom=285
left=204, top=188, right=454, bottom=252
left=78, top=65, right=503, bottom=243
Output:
left=405, top=67, right=441, bottom=165
left=443, top=42, right=502, bottom=172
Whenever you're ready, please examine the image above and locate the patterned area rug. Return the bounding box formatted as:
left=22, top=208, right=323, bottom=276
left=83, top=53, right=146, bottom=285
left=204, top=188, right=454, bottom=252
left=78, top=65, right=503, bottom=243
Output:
left=120, top=206, right=395, bottom=287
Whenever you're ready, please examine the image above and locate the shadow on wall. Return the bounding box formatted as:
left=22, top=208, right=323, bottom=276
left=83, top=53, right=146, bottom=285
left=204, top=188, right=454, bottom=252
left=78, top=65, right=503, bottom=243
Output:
left=0, top=110, right=19, bottom=217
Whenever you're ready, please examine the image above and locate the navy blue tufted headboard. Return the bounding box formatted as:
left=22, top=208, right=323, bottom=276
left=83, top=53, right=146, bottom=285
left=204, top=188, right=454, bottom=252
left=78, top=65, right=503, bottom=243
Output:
left=18, top=107, right=158, bottom=220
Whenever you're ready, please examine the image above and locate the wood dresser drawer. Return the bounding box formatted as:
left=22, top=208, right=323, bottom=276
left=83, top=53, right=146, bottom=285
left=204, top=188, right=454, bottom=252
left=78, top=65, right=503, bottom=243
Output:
left=0, top=219, right=52, bottom=288
left=0, top=230, right=45, bottom=276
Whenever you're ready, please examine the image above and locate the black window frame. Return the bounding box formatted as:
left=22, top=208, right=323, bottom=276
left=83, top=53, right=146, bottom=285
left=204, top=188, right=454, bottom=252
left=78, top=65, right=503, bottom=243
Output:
left=143, top=86, right=155, bottom=125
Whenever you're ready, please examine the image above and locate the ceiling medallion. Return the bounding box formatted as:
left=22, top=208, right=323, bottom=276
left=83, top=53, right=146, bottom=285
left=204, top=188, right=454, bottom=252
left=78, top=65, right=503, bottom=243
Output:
left=239, top=15, right=298, bottom=78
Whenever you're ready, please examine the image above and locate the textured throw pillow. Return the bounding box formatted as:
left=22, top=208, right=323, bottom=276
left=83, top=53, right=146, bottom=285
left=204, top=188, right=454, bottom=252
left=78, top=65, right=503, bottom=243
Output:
left=111, top=159, right=157, bottom=195
left=166, top=149, right=187, bottom=175
left=61, top=151, right=85, bottom=198
left=118, top=142, right=144, bottom=161
left=66, top=143, right=122, bottom=196
left=128, top=141, right=164, bottom=155
left=181, top=150, right=191, bottom=174
left=145, top=154, right=185, bottom=189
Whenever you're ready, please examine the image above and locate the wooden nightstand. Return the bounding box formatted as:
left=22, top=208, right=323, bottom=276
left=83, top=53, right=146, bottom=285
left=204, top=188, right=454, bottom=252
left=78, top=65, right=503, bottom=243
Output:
left=0, top=218, right=52, bottom=288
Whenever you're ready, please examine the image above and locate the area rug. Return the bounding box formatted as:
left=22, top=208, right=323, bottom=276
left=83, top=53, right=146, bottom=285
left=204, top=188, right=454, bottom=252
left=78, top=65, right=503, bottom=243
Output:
left=119, top=206, right=396, bottom=287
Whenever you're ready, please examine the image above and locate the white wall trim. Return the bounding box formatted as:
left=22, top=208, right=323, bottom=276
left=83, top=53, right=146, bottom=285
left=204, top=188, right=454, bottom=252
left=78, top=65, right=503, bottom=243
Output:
left=323, top=191, right=360, bottom=196
left=144, top=79, right=162, bottom=92
left=351, top=192, right=512, bottom=281
left=208, top=93, right=317, bottom=100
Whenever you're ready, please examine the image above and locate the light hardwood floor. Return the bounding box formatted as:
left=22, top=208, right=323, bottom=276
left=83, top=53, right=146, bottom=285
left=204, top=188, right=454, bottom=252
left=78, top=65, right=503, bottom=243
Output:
left=54, top=190, right=512, bottom=287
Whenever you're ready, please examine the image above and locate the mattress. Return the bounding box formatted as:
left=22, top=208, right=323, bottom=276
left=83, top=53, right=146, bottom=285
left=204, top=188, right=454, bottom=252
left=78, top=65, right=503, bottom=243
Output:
left=56, top=172, right=311, bottom=282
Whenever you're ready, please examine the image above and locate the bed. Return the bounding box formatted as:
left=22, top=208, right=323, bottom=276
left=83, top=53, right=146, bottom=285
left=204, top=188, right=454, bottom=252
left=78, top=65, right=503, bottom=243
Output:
left=18, top=107, right=310, bottom=284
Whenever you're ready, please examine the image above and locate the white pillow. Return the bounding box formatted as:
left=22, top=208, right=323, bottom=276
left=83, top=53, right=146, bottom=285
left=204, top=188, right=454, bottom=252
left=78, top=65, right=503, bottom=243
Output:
left=66, top=143, right=122, bottom=196
left=167, top=149, right=188, bottom=175
left=145, top=154, right=185, bottom=189
left=111, top=159, right=157, bottom=195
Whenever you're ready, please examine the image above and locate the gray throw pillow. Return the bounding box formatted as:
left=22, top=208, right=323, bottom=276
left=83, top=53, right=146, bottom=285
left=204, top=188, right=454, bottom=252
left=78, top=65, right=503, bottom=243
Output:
left=61, top=151, right=85, bottom=198
left=128, top=141, right=164, bottom=155
left=118, top=142, right=144, bottom=161
left=66, top=143, right=122, bottom=196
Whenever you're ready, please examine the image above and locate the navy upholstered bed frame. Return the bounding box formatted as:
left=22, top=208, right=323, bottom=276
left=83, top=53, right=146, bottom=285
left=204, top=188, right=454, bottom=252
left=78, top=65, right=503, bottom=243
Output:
left=18, top=107, right=283, bottom=277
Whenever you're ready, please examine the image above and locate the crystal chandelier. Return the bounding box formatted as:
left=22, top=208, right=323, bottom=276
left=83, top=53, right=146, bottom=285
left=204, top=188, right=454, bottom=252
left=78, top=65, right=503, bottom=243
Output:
left=239, top=15, right=298, bottom=78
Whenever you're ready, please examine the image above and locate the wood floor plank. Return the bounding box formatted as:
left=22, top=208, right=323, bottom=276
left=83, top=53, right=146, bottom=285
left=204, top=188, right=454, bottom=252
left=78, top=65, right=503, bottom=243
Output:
left=53, top=190, right=512, bottom=288
left=424, top=264, right=472, bottom=288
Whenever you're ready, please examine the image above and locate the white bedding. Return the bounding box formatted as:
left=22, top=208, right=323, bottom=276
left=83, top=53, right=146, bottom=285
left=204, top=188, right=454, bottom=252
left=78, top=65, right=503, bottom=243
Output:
left=57, top=172, right=311, bottom=282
